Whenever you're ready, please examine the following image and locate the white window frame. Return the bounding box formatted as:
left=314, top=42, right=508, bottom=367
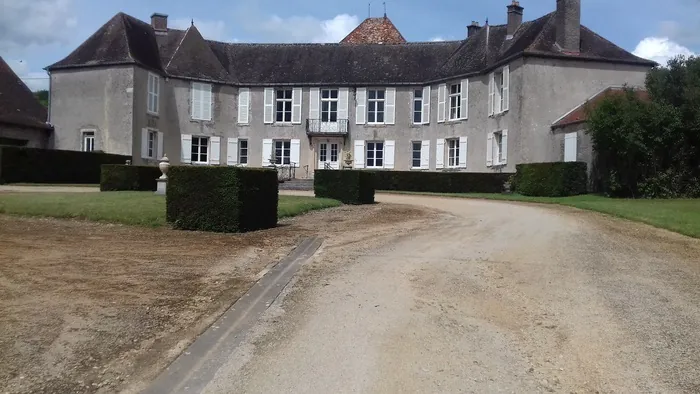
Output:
left=147, top=129, right=157, bottom=159
left=81, top=130, right=95, bottom=152
left=191, top=136, right=210, bottom=164
left=490, top=66, right=509, bottom=116
left=321, top=88, right=339, bottom=122
left=493, top=131, right=503, bottom=165
left=366, top=141, right=385, bottom=168
left=411, top=141, right=422, bottom=169
left=191, top=82, right=212, bottom=121
left=147, top=73, right=160, bottom=115
left=275, top=89, right=293, bottom=123
left=274, top=140, right=291, bottom=165
left=448, top=83, right=461, bottom=120
left=367, top=89, right=386, bottom=124
left=412, top=89, right=423, bottom=124
left=446, top=138, right=460, bottom=168
left=238, top=139, right=249, bottom=165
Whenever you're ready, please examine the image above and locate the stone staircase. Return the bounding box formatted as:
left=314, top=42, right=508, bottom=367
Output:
left=279, top=178, right=314, bottom=191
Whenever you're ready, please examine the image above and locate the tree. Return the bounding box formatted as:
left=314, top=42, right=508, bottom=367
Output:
left=34, top=90, right=48, bottom=107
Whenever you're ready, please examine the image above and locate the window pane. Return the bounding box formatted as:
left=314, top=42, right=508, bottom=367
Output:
left=377, top=101, right=384, bottom=113
left=330, top=101, right=337, bottom=112
left=377, top=90, right=385, bottom=100
left=322, top=101, right=329, bottom=112
left=368, top=101, right=376, bottom=112
left=414, top=89, right=422, bottom=98
left=414, top=112, right=422, bottom=124
left=414, top=101, right=422, bottom=112
left=322, top=90, right=329, bottom=99
left=284, top=111, right=291, bottom=122
left=377, top=112, right=384, bottom=123
left=321, top=112, right=329, bottom=122
left=331, top=89, right=338, bottom=99
left=368, top=90, right=376, bottom=99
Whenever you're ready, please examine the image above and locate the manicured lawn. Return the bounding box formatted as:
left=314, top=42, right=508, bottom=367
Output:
left=380, top=191, right=700, bottom=238
left=0, top=192, right=341, bottom=227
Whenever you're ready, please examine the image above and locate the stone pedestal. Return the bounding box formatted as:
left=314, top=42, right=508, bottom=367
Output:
left=156, top=179, right=167, bottom=195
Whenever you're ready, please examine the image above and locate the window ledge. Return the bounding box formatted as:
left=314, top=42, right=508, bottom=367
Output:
left=147, top=112, right=159, bottom=117
left=490, top=110, right=509, bottom=118
left=365, top=123, right=389, bottom=128
left=270, top=123, right=297, bottom=127
left=191, top=118, right=213, bottom=123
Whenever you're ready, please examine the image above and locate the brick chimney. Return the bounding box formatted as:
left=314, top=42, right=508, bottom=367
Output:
left=151, top=13, right=168, bottom=33
left=467, top=21, right=482, bottom=38
left=556, top=0, right=580, bottom=53
left=506, top=1, right=524, bottom=38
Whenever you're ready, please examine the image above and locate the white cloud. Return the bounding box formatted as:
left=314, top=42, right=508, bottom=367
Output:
left=431, top=36, right=445, bottom=42
left=7, top=60, right=49, bottom=91
left=0, top=0, right=78, bottom=52
left=633, top=37, right=696, bottom=66
left=249, top=14, right=359, bottom=43
left=170, top=18, right=229, bottom=42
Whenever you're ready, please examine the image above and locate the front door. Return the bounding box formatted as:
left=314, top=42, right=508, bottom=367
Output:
left=318, top=142, right=340, bottom=170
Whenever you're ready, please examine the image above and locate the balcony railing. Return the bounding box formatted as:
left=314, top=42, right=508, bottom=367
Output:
left=306, top=119, right=349, bottom=135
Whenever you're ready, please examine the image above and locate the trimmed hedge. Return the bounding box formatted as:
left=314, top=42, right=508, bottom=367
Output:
left=166, top=166, right=278, bottom=233
left=314, top=170, right=375, bottom=204
left=514, top=162, right=588, bottom=197
left=373, top=171, right=509, bottom=193
left=100, top=165, right=162, bottom=191
left=0, top=146, right=129, bottom=184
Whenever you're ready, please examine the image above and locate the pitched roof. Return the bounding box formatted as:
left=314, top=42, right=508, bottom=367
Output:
left=341, top=16, right=407, bottom=44
left=0, top=57, right=51, bottom=130
left=165, top=25, right=234, bottom=83
left=551, top=87, right=650, bottom=128
left=47, top=13, right=162, bottom=71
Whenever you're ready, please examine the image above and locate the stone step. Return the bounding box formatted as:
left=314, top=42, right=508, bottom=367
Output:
left=279, top=179, right=314, bottom=191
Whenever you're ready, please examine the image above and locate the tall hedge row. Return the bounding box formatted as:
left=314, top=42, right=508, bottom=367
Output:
left=166, top=166, right=278, bottom=233
left=314, top=170, right=375, bottom=204
left=514, top=162, right=588, bottom=197
left=0, top=146, right=129, bottom=184
left=373, top=171, right=509, bottom=193
left=100, top=165, right=162, bottom=191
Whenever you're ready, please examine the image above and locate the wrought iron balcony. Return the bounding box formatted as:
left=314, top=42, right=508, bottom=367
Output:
left=306, top=119, right=349, bottom=135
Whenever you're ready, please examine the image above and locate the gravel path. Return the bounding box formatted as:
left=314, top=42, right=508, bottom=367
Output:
left=207, top=194, right=699, bottom=393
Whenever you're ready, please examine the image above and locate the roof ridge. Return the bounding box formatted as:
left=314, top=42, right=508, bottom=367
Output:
left=118, top=13, right=135, bottom=64
left=165, top=25, right=191, bottom=71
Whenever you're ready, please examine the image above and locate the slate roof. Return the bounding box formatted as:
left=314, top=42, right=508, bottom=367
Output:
left=0, top=57, right=51, bottom=131
left=551, top=87, right=650, bottom=128
left=341, top=16, right=407, bottom=44
left=47, top=9, right=656, bottom=85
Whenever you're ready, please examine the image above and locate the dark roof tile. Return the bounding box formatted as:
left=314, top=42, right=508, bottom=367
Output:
left=165, top=25, right=233, bottom=83
left=341, top=16, right=407, bottom=44
left=0, top=57, right=51, bottom=130
left=551, top=87, right=650, bottom=128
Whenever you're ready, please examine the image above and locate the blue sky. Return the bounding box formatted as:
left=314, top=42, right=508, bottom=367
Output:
left=2, top=0, right=698, bottom=91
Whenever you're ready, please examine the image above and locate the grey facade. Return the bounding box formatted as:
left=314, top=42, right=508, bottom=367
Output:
left=46, top=0, right=655, bottom=176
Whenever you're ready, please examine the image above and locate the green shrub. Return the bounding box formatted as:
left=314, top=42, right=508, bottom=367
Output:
left=515, top=162, right=588, bottom=197
left=373, top=171, right=509, bottom=193
left=314, top=170, right=375, bottom=204
left=0, top=146, right=129, bottom=184
left=166, top=166, right=278, bottom=233
left=100, top=165, right=162, bottom=191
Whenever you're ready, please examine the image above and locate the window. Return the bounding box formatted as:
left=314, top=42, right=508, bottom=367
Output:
left=495, top=71, right=504, bottom=114
left=147, top=130, right=157, bottom=158
left=366, top=141, right=384, bottom=168
left=147, top=73, right=159, bottom=114
left=191, top=136, right=209, bottom=164
left=330, top=143, right=339, bottom=162
left=321, top=89, right=339, bottom=122
left=564, top=132, right=577, bottom=162
left=191, top=82, right=212, bottom=120
left=275, top=89, right=293, bottom=123
left=82, top=131, right=95, bottom=152
left=367, top=89, right=385, bottom=124
left=449, top=83, right=461, bottom=120
left=239, top=139, right=249, bottom=165
left=493, top=131, right=503, bottom=164
left=447, top=138, right=460, bottom=168
left=413, top=89, right=423, bottom=124
left=274, top=140, right=291, bottom=165
left=411, top=141, right=422, bottom=168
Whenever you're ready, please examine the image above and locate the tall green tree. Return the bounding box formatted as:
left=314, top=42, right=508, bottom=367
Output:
left=34, top=90, right=48, bottom=107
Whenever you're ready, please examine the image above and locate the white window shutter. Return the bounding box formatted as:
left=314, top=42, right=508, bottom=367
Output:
left=181, top=134, right=192, bottom=164
left=354, top=140, right=365, bottom=168
left=437, top=84, right=446, bottom=123
left=338, top=88, right=349, bottom=120
left=157, top=131, right=164, bottom=159
left=141, top=128, right=149, bottom=159
left=385, top=140, right=395, bottom=169
left=488, top=73, right=495, bottom=116
left=436, top=138, right=445, bottom=169
left=292, top=88, right=302, bottom=124
left=422, top=86, right=431, bottom=124
left=459, top=136, right=468, bottom=168
left=210, top=136, right=221, bottom=165
left=309, top=88, right=320, bottom=120
left=486, top=132, right=494, bottom=167
left=290, top=139, right=301, bottom=167
left=460, top=79, right=469, bottom=119
left=564, top=132, right=577, bottom=162
left=238, top=88, right=250, bottom=124
left=202, top=84, right=212, bottom=121
left=420, top=140, right=430, bottom=169
left=263, top=88, right=274, bottom=124
left=385, top=88, right=396, bottom=125
left=501, top=129, right=508, bottom=164
left=191, top=83, right=201, bottom=119
left=355, top=88, right=366, bottom=125
left=262, top=138, right=273, bottom=165
left=227, top=138, right=239, bottom=165
left=502, top=66, right=510, bottom=112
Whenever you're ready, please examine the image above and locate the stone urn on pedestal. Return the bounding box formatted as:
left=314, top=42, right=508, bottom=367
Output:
left=343, top=151, right=353, bottom=169
left=155, top=155, right=170, bottom=195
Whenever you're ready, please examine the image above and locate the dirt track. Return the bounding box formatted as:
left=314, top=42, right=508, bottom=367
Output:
left=203, top=194, right=700, bottom=393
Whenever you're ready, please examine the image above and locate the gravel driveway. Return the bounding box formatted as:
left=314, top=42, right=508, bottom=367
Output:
left=201, top=193, right=700, bottom=393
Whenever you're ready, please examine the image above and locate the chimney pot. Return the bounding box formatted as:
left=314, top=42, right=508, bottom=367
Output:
left=556, top=0, right=581, bottom=53
left=506, top=0, right=524, bottom=38
left=467, top=21, right=482, bottom=38
left=151, top=13, right=168, bottom=33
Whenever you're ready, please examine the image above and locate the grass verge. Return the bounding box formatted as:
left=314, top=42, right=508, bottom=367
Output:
left=0, top=192, right=341, bottom=228
left=379, top=191, right=700, bottom=238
